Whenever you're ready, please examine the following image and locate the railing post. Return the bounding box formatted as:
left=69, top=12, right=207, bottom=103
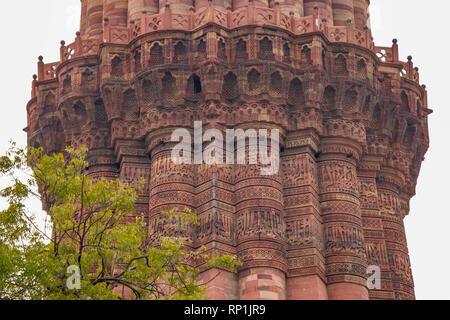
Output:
left=75, top=32, right=82, bottom=56
left=392, top=38, right=399, bottom=62
left=37, top=56, right=44, bottom=81
left=347, top=19, right=354, bottom=43
left=422, top=85, right=428, bottom=109
left=364, top=26, right=370, bottom=48
left=248, top=0, right=255, bottom=25
left=103, top=17, right=110, bottom=42
left=321, top=18, right=328, bottom=36
left=227, top=6, right=232, bottom=29
left=414, top=66, right=420, bottom=83
left=189, top=6, right=195, bottom=30
left=207, top=0, right=214, bottom=23
left=313, top=7, right=319, bottom=32
left=163, top=4, right=172, bottom=29
left=60, top=40, right=66, bottom=62
left=290, top=12, right=295, bottom=33
left=32, top=74, right=38, bottom=98
left=407, top=56, right=414, bottom=79
left=274, top=2, right=281, bottom=26
left=140, top=13, right=147, bottom=34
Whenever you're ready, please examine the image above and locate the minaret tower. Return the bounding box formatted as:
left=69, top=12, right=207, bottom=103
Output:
left=26, top=0, right=431, bottom=300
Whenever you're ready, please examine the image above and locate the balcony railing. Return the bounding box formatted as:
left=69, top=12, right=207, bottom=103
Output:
left=33, top=3, right=417, bottom=87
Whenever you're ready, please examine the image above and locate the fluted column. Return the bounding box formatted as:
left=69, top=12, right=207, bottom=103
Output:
left=318, top=131, right=368, bottom=300
left=87, top=0, right=104, bottom=40
left=85, top=149, right=119, bottom=181
left=195, top=115, right=238, bottom=300
left=353, top=0, right=369, bottom=29
left=235, top=123, right=287, bottom=300
left=284, top=131, right=328, bottom=300
left=103, top=0, right=129, bottom=27
left=358, top=156, right=395, bottom=300
left=116, top=140, right=151, bottom=224
left=377, top=168, right=415, bottom=300
left=332, top=0, right=354, bottom=26
left=147, top=128, right=196, bottom=248
left=128, top=0, right=159, bottom=23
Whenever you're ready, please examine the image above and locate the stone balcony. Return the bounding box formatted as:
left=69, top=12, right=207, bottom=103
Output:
left=32, top=3, right=419, bottom=88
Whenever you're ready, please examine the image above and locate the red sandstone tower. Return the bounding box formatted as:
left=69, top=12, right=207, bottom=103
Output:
left=26, top=0, right=431, bottom=300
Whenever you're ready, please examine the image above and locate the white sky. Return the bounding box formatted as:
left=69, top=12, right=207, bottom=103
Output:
left=0, top=0, right=448, bottom=300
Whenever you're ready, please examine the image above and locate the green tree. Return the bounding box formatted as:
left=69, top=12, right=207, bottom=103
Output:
left=0, top=143, right=241, bottom=300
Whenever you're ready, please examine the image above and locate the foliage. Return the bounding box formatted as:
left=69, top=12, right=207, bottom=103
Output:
left=0, top=143, right=241, bottom=300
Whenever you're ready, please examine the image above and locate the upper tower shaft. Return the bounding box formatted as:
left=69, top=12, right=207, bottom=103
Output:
left=80, top=0, right=372, bottom=38
left=28, top=0, right=431, bottom=302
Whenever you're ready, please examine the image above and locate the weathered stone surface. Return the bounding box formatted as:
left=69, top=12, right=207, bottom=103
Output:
left=26, top=0, right=431, bottom=300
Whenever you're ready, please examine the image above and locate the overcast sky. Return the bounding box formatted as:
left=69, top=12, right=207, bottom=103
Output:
left=0, top=0, right=448, bottom=300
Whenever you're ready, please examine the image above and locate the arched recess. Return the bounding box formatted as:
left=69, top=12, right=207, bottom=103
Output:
left=43, top=92, right=56, bottom=113
left=72, top=101, right=88, bottom=129
left=161, top=72, right=176, bottom=101
left=123, top=90, right=140, bottom=121
left=343, top=89, right=358, bottom=110
left=323, top=86, right=336, bottom=110
left=142, top=79, right=154, bottom=104
left=197, top=39, right=206, bottom=60
left=53, top=118, right=66, bottom=153
left=81, top=69, right=94, bottom=88
left=322, top=47, right=327, bottom=70
left=186, top=74, right=203, bottom=100
left=362, top=95, right=371, bottom=114
left=334, top=54, right=348, bottom=75
left=149, top=43, right=164, bottom=66
left=357, top=59, right=368, bottom=81
left=111, top=56, right=124, bottom=77
left=401, top=91, right=410, bottom=113
left=218, top=38, right=227, bottom=61
left=247, top=69, right=261, bottom=92
left=258, top=37, right=274, bottom=60
left=236, top=39, right=248, bottom=62
left=222, top=72, right=239, bottom=100
left=300, top=46, right=312, bottom=66
left=393, top=118, right=407, bottom=143
left=288, top=78, right=305, bottom=106
left=63, top=76, right=72, bottom=94
left=134, top=50, right=142, bottom=73
left=416, top=100, right=422, bottom=118
left=403, top=124, right=417, bottom=148
left=372, top=104, right=382, bottom=127
left=173, top=41, right=188, bottom=64
left=283, top=43, right=291, bottom=63
left=94, top=98, right=108, bottom=128
left=270, top=71, right=283, bottom=94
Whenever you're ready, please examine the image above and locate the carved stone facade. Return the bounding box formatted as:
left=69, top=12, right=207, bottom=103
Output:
left=26, top=0, right=431, bottom=300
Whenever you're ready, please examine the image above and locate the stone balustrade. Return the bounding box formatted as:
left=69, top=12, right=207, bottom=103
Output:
left=33, top=3, right=417, bottom=88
